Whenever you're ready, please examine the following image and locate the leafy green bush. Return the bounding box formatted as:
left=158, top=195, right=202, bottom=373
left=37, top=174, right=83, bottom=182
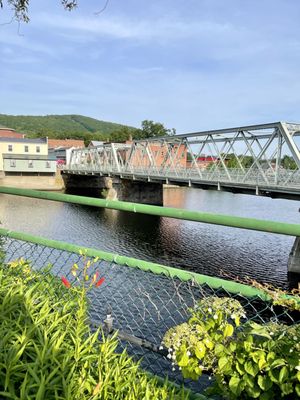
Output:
left=0, top=259, right=188, bottom=399
left=163, top=296, right=300, bottom=399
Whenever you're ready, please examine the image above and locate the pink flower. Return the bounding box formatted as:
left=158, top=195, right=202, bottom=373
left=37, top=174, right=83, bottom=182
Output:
left=95, top=277, right=105, bottom=287
left=61, top=276, right=71, bottom=288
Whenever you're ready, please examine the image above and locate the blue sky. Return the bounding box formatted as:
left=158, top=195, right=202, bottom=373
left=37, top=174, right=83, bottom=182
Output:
left=0, top=0, right=300, bottom=132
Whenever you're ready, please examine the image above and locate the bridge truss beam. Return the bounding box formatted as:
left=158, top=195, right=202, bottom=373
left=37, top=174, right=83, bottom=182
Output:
left=66, top=122, right=300, bottom=198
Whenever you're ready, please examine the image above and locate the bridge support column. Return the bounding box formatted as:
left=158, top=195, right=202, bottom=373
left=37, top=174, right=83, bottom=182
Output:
left=62, top=173, right=163, bottom=205
left=288, top=237, right=300, bottom=274
left=116, top=179, right=163, bottom=205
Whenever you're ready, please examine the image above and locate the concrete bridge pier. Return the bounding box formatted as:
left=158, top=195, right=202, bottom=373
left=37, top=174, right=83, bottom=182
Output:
left=62, top=173, right=163, bottom=205
left=288, top=237, right=300, bottom=274
left=115, top=178, right=163, bottom=205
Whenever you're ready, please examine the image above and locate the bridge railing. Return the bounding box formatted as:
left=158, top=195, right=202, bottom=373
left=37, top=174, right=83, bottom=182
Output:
left=1, top=228, right=299, bottom=395
left=65, top=163, right=300, bottom=188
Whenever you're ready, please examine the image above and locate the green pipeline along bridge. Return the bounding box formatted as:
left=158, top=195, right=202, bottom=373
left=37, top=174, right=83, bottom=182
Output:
left=62, top=122, right=300, bottom=204
left=0, top=186, right=300, bottom=397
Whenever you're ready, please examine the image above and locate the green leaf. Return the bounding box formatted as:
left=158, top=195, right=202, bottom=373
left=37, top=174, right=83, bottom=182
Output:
left=259, top=392, right=274, bottom=400
left=297, top=371, right=300, bottom=382
left=214, top=343, right=225, bottom=356
left=245, top=361, right=259, bottom=377
left=279, top=382, right=293, bottom=395
left=295, top=384, right=300, bottom=397
left=229, top=342, right=237, bottom=352
left=268, top=368, right=280, bottom=383
left=258, top=356, right=267, bottom=370
left=223, top=323, right=234, bottom=338
left=257, top=375, right=273, bottom=391
left=246, top=384, right=261, bottom=398
left=177, top=352, right=189, bottom=367
left=204, top=338, right=214, bottom=350
left=243, top=374, right=254, bottom=388
left=229, top=375, right=241, bottom=396
left=249, top=322, right=271, bottom=339
left=266, top=352, right=276, bottom=363
left=270, top=358, right=286, bottom=369
left=218, top=357, right=229, bottom=372
left=195, top=343, right=206, bottom=359
left=236, top=362, right=245, bottom=375
left=278, top=366, right=289, bottom=384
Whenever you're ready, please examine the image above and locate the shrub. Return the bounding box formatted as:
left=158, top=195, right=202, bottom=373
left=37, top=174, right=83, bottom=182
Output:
left=163, top=296, right=300, bottom=399
left=0, top=259, right=188, bottom=399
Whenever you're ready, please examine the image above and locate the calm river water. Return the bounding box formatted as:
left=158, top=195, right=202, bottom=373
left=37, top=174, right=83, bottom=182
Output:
left=0, top=188, right=299, bottom=288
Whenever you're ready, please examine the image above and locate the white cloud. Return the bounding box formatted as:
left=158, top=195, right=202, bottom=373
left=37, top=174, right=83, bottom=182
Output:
left=35, top=12, right=233, bottom=42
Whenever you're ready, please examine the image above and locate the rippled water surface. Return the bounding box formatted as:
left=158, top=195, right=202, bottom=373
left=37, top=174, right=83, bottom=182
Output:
left=0, top=188, right=299, bottom=287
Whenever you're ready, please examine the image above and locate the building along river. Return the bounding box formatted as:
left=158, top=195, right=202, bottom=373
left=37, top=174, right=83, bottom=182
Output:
left=0, top=187, right=299, bottom=288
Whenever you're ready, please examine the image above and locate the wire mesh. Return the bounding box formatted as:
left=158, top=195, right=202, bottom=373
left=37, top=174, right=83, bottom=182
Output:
left=1, top=236, right=300, bottom=394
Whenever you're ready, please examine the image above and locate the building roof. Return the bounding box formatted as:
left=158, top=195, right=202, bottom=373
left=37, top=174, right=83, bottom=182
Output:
left=0, top=126, right=24, bottom=138
left=48, top=139, right=85, bottom=149
left=0, top=125, right=14, bottom=130
left=0, top=137, right=47, bottom=143
left=88, top=140, right=105, bottom=147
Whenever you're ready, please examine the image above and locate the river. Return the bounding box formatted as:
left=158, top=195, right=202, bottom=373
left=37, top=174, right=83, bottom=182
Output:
left=0, top=187, right=299, bottom=288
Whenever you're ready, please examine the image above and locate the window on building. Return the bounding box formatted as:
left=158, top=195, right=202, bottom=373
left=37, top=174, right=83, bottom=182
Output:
left=28, top=160, right=33, bottom=168
left=10, top=160, right=16, bottom=167
left=36, top=146, right=40, bottom=153
left=46, top=161, right=51, bottom=168
left=24, top=146, right=29, bottom=153
left=8, top=145, right=13, bottom=152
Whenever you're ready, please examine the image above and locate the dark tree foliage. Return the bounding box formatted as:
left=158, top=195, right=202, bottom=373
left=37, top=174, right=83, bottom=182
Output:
left=0, top=0, right=77, bottom=21
left=139, top=120, right=176, bottom=138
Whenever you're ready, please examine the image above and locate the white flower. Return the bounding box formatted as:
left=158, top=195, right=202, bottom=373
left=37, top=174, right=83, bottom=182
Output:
left=295, top=366, right=300, bottom=371
left=231, top=314, right=236, bottom=319
left=242, top=314, right=246, bottom=318
left=179, top=367, right=182, bottom=370
left=167, top=354, right=172, bottom=359
left=213, top=314, right=218, bottom=320
left=208, top=308, right=212, bottom=313
left=187, top=351, right=191, bottom=356
left=159, top=345, right=163, bottom=350
left=172, top=367, right=176, bottom=371
left=293, top=336, right=297, bottom=341
left=270, top=332, right=274, bottom=336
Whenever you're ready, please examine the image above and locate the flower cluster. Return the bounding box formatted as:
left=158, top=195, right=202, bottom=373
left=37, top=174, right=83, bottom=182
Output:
left=61, top=251, right=105, bottom=291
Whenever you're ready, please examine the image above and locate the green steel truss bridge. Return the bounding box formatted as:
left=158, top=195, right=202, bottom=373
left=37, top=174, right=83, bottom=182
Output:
left=64, top=122, right=300, bottom=200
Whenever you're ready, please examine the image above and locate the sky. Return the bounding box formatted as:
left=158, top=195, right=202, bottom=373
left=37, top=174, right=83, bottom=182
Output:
left=0, top=0, right=300, bottom=133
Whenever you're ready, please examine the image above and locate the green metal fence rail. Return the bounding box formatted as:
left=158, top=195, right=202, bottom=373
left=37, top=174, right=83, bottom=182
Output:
left=1, top=186, right=300, bottom=236
left=0, top=227, right=269, bottom=300
left=0, top=229, right=299, bottom=396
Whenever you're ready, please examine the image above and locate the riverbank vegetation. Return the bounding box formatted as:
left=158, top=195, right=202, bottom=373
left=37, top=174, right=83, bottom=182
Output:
left=0, top=258, right=188, bottom=399
left=163, top=295, right=300, bottom=399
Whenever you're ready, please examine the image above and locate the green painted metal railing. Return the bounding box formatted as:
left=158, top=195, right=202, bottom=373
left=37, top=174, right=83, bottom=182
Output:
left=0, top=227, right=269, bottom=300
left=0, top=186, right=300, bottom=236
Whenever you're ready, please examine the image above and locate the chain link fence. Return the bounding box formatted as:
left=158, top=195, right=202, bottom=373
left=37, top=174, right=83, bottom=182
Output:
left=2, top=235, right=300, bottom=395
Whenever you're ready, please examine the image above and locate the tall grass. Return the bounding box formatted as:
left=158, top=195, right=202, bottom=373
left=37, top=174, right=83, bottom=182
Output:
left=0, top=260, right=189, bottom=399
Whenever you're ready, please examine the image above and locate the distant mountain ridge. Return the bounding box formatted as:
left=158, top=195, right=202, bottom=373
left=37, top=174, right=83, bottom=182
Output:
left=0, top=114, right=136, bottom=141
